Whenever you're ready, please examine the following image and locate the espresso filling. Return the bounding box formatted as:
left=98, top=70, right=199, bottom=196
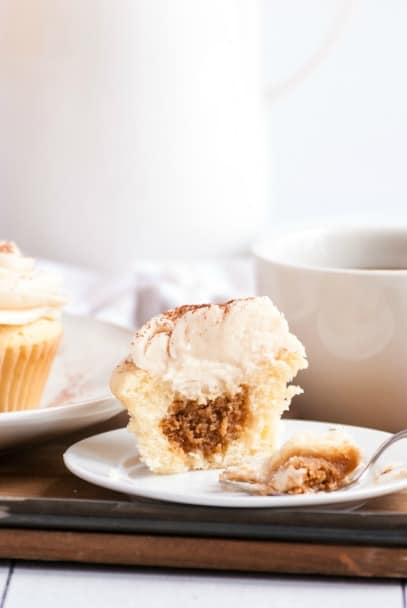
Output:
left=161, top=387, right=249, bottom=457
left=272, top=456, right=349, bottom=494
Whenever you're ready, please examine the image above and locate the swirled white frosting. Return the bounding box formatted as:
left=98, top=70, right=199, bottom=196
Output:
left=130, top=296, right=307, bottom=400
left=0, top=241, right=66, bottom=325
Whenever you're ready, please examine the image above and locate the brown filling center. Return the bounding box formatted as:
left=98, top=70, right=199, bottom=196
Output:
left=160, top=387, right=249, bottom=457
left=275, top=456, right=350, bottom=494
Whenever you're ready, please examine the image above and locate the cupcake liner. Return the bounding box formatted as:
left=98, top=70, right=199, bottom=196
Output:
left=0, top=335, right=61, bottom=412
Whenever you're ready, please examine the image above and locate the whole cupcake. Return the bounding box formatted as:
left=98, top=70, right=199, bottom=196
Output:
left=0, top=241, right=66, bottom=412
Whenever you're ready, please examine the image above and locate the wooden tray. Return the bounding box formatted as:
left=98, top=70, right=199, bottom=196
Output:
left=0, top=413, right=406, bottom=578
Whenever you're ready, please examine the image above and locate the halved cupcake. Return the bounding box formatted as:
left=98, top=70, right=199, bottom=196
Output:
left=111, top=297, right=307, bottom=474
left=0, top=241, right=66, bottom=412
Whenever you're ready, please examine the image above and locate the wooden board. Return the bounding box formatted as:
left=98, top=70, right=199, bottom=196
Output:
left=0, top=413, right=406, bottom=578
left=0, top=530, right=405, bottom=579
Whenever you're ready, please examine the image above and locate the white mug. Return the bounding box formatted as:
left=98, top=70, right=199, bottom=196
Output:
left=254, top=226, right=407, bottom=432
left=0, top=1, right=351, bottom=270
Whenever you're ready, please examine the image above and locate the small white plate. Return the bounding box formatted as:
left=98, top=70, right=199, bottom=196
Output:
left=0, top=314, right=131, bottom=450
left=64, top=419, right=407, bottom=508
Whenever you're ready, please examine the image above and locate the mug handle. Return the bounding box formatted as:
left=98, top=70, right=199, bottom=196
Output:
left=265, top=0, right=355, bottom=102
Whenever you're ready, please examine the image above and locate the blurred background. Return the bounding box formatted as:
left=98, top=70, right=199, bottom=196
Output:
left=0, top=0, right=406, bottom=271
left=266, top=1, right=407, bottom=230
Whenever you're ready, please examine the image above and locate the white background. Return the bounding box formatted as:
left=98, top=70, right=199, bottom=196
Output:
left=2, top=0, right=407, bottom=264
left=266, top=0, right=407, bottom=229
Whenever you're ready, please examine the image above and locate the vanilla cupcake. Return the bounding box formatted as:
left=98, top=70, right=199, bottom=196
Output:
left=111, top=297, right=308, bottom=474
left=0, top=241, right=66, bottom=412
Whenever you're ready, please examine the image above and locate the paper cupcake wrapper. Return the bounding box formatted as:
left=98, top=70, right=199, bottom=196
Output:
left=0, top=336, right=60, bottom=412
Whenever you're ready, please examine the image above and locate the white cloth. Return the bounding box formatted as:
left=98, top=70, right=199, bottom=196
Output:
left=38, top=258, right=255, bottom=330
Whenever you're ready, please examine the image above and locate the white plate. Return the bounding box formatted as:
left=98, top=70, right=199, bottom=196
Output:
left=0, top=314, right=131, bottom=450
left=64, top=419, right=407, bottom=508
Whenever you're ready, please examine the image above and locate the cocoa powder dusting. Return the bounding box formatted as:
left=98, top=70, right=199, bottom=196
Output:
left=136, top=298, right=257, bottom=344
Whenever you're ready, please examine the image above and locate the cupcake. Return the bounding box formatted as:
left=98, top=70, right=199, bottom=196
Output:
left=0, top=241, right=66, bottom=412
left=110, top=297, right=308, bottom=474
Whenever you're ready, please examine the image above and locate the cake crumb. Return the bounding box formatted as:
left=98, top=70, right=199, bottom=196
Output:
left=220, top=430, right=361, bottom=495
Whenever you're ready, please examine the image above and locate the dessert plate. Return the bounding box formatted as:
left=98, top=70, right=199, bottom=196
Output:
left=64, top=419, right=407, bottom=508
left=0, top=314, right=131, bottom=450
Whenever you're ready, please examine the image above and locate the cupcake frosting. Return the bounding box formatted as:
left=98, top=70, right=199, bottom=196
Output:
left=130, top=297, right=307, bottom=399
left=0, top=241, right=66, bottom=325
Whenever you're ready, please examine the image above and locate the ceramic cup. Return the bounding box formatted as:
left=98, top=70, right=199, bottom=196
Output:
left=254, top=226, right=407, bottom=431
